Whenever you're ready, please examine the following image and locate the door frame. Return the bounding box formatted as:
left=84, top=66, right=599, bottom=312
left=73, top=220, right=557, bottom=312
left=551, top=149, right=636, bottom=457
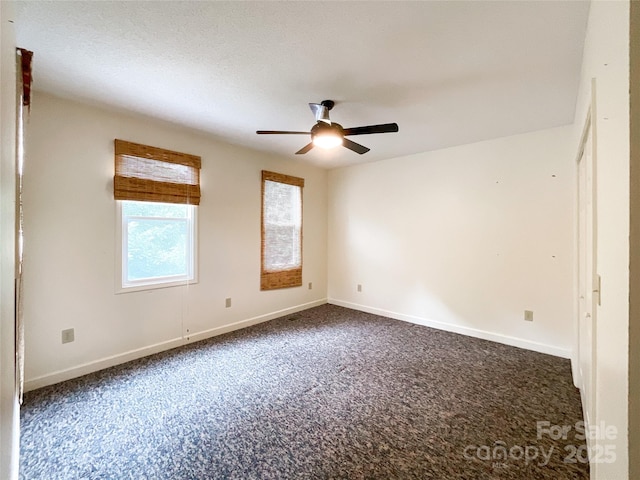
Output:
left=574, top=78, right=598, bottom=437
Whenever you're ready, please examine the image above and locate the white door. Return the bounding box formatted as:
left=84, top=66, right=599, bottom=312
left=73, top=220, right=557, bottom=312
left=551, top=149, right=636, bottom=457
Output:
left=577, top=122, right=597, bottom=428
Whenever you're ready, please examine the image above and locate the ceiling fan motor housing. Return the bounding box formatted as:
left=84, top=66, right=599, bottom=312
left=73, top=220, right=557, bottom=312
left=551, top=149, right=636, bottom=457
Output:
left=320, top=100, right=335, bottom=110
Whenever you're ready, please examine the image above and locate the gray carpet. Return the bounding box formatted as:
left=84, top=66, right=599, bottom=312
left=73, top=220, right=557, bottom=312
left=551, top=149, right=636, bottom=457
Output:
left=20, top=304, right=589, bottom=479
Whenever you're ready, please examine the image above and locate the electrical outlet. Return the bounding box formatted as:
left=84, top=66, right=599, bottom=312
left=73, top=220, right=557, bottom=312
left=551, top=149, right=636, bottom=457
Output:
left=357, top=284, right=362, bottom=292
left=61, top=328, right=75, bottom=344
left=225, top=298, right=232, bottom=308
left=308, top=282, right=312, bottom=290
left=524, top=310, right=534, bottom=322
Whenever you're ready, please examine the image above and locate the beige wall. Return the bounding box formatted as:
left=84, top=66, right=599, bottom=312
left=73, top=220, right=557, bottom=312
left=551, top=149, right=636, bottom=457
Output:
left=328, top=125, right=576, bottom=357
left=22, top=93, right=328, bottom=389
left=629, top=0, right=639, bottom=477
left=0, top=2, right=19, bottom=479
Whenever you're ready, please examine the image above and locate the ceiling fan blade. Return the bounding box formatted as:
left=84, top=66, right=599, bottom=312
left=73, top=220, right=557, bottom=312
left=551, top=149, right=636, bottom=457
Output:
left=295, top=143, right=314, bottom=155
left=256, top=130, right=309, bottom=135
left=342, top=138, right=370, bottom=155
left=343, top=123, right=399, bottom=136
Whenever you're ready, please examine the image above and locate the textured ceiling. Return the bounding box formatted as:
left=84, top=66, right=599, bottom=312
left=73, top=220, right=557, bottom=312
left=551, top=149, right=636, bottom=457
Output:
left=13, top=1, right=590, bottom=169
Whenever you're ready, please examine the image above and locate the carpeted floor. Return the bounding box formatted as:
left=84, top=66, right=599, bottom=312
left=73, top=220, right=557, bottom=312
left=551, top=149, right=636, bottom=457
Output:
left=20, top=304, right=588, bottom=479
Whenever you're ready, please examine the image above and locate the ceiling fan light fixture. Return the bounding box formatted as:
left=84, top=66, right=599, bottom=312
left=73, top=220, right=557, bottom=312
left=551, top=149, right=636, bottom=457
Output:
left=312, top=133, right=343, bottom=149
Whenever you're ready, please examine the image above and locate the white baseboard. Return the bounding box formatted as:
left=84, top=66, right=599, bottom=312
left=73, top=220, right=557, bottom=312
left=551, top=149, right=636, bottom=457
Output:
left=25, top=337, right=185, bottom=392
left=24, top=298, right=327, bottom=392
left=185, top=299, right=327, bottom=343
left=328, top=298, right=571, bottom=359
left=26, top=297, right=569, bottom=391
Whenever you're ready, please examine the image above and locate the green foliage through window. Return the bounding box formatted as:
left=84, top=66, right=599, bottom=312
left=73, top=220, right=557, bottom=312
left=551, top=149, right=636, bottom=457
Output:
left=120, top=201, right=195, bottom=287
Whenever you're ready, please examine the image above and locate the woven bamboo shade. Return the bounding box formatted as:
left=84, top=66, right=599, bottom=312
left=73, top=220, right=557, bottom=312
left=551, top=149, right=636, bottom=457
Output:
left=114, top=140, right=201, bottom=205
left=261, top=170, right=304, bottom=290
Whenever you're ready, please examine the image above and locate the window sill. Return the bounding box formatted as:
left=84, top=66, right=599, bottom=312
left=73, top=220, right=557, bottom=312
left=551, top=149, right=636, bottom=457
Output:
left=116, top=277, right=198, bottom=295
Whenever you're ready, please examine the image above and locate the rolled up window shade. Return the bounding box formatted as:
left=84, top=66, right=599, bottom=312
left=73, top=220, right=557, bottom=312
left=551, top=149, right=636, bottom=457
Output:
left=261, top=170, right=304, bottom=290
left=114, top=139, right=201, bottom=205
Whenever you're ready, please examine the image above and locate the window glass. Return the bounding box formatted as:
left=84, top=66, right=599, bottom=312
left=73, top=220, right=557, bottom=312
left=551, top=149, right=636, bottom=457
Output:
left=119, top=200, right=196, bottom=291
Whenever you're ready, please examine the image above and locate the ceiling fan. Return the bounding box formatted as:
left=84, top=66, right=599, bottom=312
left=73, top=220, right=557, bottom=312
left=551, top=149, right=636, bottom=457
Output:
left=256, top=100, right=399, bottom=155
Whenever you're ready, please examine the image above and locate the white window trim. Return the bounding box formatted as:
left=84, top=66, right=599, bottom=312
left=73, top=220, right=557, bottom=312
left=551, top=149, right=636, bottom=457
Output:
left=115, top=201, right=198, bottom=294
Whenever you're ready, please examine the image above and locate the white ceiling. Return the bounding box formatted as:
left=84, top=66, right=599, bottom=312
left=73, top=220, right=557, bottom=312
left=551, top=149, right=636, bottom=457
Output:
left=13, top=1, right=590, bottom=169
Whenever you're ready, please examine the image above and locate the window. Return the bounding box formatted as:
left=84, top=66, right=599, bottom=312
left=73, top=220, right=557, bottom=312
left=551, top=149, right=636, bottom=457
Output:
left=118, top=201, right=196, bottom=290
left=261, top=170, right=304, bottom=290
left=114, top=140, right=200, bottom=292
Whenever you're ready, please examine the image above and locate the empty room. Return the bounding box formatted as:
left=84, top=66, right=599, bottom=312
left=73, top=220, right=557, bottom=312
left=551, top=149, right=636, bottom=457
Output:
left=1, top=1, right=638, bottom=479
